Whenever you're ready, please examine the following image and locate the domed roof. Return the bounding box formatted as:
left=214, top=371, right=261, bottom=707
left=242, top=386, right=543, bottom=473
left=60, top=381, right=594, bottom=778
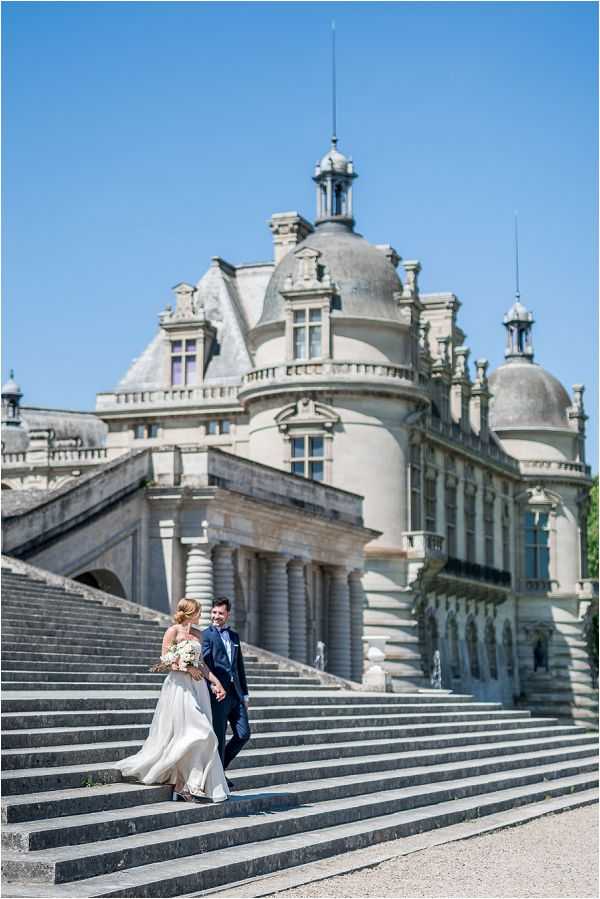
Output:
left=2, top=371, right=22, bottom=398
left=319, top=145, right=350, bottom=174
left=489, top=361, right=572, bottom=431
left=259, top=223, right=403, bottom=327
left=505, top=299, right=531, bottom=322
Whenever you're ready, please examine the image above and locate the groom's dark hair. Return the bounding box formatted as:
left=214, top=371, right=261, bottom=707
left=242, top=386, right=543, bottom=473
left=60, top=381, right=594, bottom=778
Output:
left=213, top=597, right=231, bottom=612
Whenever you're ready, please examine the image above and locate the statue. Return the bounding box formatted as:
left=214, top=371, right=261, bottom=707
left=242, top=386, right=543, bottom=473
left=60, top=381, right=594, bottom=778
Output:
left=430, top=649, right=442, bottom=689
left=314, top=641, right=326, bottom=671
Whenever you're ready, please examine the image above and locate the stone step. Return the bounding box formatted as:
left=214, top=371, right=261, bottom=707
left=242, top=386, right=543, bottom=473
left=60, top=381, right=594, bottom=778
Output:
left=1, top=717, right=563, bottom=771
left=1, top=680, right=334, bottom=693
left=0, top=691, right=481, bottom=714
left=0, top=604, right=162, bottom=626
left=1, top=723, right=590, bottom=794
left=2, top=717, right=553, bottom=771
left=0, top=701, right=508, bottom=731
left=1, top=625, right=166, bottom=642
left=4, top=733, right=595, bottom=825
left=4, top=749, right=598, bottom=854
left=0, top=671, right=316, bottom=685
left=0, top=658, right=264, bottom=673
left=1, top=652, right=165, bottom=666
left=0, top=711, right=538, bottom=749
left=2, top=766, right=597, bottom=887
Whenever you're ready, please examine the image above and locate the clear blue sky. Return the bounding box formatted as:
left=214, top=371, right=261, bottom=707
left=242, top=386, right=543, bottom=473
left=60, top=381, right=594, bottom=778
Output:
left=2, top=2, right=597, bottom=466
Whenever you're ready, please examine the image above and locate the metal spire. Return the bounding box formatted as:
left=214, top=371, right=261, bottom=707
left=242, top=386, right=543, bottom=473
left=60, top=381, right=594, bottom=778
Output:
left=331, top=20, right=337, bottom=147
left=514, top=211, right=520, bottom=300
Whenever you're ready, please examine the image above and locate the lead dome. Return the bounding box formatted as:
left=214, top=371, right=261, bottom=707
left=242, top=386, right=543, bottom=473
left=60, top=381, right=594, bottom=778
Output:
left=259, top=223, right=403, bottom=327
left=489, top=362, right=572, bottom=431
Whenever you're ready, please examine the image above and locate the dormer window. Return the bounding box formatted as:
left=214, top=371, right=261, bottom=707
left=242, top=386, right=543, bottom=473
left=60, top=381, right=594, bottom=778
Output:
left=171, top=339, right=197, bottom=386
left=293, top=309, right=322, bottom=360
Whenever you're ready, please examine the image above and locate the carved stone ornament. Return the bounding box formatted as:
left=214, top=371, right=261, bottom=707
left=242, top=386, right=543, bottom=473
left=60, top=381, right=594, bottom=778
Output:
left=275, top=397, right=340, bottom=434
left=160, top=282, right=205, bottom=325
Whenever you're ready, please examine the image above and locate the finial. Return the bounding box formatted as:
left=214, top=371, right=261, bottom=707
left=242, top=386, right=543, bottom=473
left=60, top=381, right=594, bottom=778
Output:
left=9, top=369, right=14, bottom=380
left=331, top=20, right=337, bottom=147
left=514, top=211, right=520, bottom=300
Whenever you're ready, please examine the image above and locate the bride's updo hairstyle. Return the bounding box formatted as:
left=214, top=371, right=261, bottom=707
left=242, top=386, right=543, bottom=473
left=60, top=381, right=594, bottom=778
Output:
left=174, top=598, right=200, bottom=624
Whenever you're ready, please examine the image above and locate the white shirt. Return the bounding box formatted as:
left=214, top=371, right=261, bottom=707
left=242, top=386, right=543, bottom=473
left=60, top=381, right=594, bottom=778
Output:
left=217, top=627, right=233, bottom=664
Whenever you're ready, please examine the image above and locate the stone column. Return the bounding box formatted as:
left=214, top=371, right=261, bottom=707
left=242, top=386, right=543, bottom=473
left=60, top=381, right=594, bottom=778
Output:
left=348, top=569, right=365, bottom=682
left=213, top=543, right=236, bottom=625
left=288, top=558, right=308, bottom=663
left=183, top=542, right=214, bottom=627
left=261, top=554, right=290, bottom=657
left=328, top=566, right=352, bottom=679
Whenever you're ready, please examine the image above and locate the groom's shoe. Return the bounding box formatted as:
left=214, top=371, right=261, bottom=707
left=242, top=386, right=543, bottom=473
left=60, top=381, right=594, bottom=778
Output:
left=225, top=777, right=234, bottom=791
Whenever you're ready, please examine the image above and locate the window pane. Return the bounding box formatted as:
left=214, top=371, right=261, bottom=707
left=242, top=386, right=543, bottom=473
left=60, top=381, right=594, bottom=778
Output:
left=133, top=425, right=145, bottom=440
left=309, top=436, right=324, bottom=457
left=148, top=424, right=159, bottom=438
left=208, top=420, right=218, bottom=435
left=294, top=329, right=306, bottom=359
left=185, top=356, right=197, bottom=384
left=293, top=309, right=306, bottom=323
left=309, top=460, right=324, bottom=481
left=309, top=308, right=322, bottom=322
left=525, top=547, right=537, bottom=578
left=221, top=419, right=230, bottom=434
left=171, top=356, right=183, bottom=385
left=292, top=461, right=305, bottom=476
left=291, top=437, right=305, bottom=458
left=185, top=339, right=196, bottom=352
left=524, top=512, right=535, bottom=528
left=309, top=325, right=321, bottom=358
left=539, top=547, right=550, bottom=579
left=171, top=340, right=182, bottom=353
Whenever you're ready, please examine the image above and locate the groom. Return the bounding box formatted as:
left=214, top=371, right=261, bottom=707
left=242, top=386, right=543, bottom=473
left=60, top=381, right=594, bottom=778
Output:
left=202, top=597, right=251, bottom=787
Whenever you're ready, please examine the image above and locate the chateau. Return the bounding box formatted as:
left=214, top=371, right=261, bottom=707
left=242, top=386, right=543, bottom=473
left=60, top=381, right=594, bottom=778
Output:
left=2, top=135, right=597, bottom=722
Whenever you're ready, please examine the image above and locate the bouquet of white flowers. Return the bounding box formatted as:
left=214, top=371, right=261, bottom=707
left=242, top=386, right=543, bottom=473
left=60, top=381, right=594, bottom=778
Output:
left=151, top=639, right=198, bottom=673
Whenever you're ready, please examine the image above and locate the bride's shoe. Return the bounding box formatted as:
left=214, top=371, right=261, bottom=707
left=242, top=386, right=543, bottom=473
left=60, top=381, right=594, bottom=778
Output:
left=172, top=789, right=193, bottom=802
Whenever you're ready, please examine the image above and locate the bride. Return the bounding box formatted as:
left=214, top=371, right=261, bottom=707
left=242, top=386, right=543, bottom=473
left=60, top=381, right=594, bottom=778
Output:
left=116, top=598, right=230, bottom=803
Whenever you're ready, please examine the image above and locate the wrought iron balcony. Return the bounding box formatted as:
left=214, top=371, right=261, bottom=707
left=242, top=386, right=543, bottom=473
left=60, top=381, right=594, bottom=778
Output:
left=444, top=556, right=512, bottom=588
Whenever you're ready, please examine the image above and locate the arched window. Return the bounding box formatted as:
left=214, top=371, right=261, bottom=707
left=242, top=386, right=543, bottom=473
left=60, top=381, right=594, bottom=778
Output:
left=485, top=619, right=498, bottom=679
left=466, top=618, right=480, bottom=679
left=446, top=613, right=460, bottom=678
left=502, top=621, right=515, bottom=676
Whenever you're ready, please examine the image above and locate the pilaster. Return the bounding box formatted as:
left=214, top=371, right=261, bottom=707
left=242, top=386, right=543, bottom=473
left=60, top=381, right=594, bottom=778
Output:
left=261, top=554, right=291, bottom=657
left=348, top=569, right=365, bottom=682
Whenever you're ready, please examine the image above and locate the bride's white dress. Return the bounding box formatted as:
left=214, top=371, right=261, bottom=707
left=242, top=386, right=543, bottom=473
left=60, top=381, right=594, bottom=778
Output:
left=116, top=641, right=229, bottom=802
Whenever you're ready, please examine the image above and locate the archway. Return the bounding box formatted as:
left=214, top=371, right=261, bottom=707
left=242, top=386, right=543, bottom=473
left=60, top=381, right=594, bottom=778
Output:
left=485, top=619, right=498, bottom=679
left=73, top=569, right=127, bottom=599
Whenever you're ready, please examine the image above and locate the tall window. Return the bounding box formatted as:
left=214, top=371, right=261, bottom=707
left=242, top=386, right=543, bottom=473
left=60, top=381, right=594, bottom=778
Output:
left=410, top=444, right=422, bottom=530
left=484, top=498, right=495, bottom=567
left=445, top=476, right=457, bottom=556
left=171, top=339, right=197, bottom=386
left=464, top=470, right=476, bottom=563
left=447, top=614, right=460, bottom=678
left=524, top=511, right=550, bottom=579
left=502, top=621, right=515, bottom=676
left=502, top=502, right=511, bottom=572
left=291, top=435, right=324, bottom=481
left=293, top=309, right=322, bottom=360
left=424, top=473, right=437, bottom=533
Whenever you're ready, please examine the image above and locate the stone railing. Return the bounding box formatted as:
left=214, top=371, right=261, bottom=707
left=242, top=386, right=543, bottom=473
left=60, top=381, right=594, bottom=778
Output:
left=576, top=579, right=599, bottom=600
left=522, top=578, right=555, bottom=593
left=242, top=360, right=416, bottom=387
left=403, top=530, right=446, bottom=557
left=444, top=556, right=512, bottom=588
left=426, top=416, right=518, bottom=472
left=520, top=459, right=592, bottom=478
left=2, top=451, right=27, bottom=464
left=96, top=384, right=241, bottom=411
left=2, top=447, right=107, bottom=468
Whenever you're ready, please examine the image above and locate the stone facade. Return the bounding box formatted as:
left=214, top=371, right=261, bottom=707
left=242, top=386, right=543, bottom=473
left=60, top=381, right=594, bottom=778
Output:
left=2, top=138, right=597, bottom=720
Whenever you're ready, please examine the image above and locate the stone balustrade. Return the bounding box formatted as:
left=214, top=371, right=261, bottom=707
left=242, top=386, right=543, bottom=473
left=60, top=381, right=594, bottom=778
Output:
left=241, top=359, right=415, bottom=389
left=523, top=578, right=555, bottom=594
left=426, top=416, right=518, bottom=472
left=576, top=579, right=599, bottom=600
left=403, top=530, right=446, bottom=556
left=2, top=447, right=107, bottom=468
left=520, top=459, right=592, bottom=478
left=96, top=384, right=241, bottom=410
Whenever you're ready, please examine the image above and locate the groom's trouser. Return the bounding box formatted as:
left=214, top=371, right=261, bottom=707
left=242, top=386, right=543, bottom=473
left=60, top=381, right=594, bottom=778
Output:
left=210, top=689, right=251, bottom=769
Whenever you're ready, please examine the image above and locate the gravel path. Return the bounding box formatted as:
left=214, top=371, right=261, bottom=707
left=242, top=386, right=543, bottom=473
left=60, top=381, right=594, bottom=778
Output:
left=271, top=804, right=599, bottom=898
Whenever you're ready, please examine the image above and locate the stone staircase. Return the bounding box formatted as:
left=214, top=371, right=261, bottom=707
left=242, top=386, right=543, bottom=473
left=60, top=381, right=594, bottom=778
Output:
left=1, top=562, right=598, bottom=898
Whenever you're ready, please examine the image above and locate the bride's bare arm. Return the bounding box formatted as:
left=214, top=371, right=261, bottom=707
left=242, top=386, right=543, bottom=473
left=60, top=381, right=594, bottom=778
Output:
left=162, top=625, right=178, bottom=656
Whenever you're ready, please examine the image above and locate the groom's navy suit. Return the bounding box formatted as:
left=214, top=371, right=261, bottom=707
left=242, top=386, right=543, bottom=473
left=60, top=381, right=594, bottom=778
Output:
left=202, top=625, right=251, bottom=770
